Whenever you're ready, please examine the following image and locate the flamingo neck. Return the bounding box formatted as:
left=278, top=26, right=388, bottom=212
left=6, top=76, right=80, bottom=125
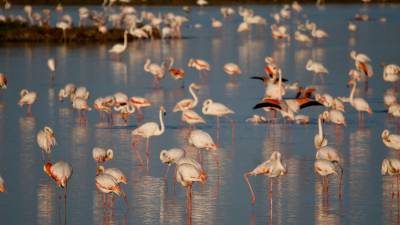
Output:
left=144, top=60, right=150, bottom=72
left=318, top=115, right=323, bottom=141
left=156, top=109, right=165, bottom=135
left=169, top=58, right=174, bottom=69
left=349, top=82, right=356, bottom=103
left=123, top=32, right=128, bottom=49
left=189, top=85, right=198, bottom=107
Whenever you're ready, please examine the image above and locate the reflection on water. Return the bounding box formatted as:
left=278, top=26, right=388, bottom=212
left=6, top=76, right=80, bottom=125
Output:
left=37, top=181, right=55, bottom=225
left=0, top=4, right=398, bottom=225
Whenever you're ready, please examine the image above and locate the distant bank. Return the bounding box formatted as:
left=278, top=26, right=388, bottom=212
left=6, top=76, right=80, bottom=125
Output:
left=6, top=0, right=400, bottom=5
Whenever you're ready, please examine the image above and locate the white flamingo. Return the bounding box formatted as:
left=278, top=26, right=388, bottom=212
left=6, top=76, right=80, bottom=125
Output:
left=244, top=151, right=287, bottom=204
left=173, top=83, right=200, bottom=112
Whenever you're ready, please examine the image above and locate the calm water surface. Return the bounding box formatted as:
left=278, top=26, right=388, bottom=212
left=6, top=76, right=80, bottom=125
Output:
left=0, top=3, right=400, bottom=225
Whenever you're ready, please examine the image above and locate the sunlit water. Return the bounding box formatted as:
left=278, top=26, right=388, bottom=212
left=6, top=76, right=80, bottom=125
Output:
left=0, top=3, right=399, bottom=225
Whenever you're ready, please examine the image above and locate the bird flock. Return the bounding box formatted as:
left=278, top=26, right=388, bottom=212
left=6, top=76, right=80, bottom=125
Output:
left=0, top=0, right=399, bottom=224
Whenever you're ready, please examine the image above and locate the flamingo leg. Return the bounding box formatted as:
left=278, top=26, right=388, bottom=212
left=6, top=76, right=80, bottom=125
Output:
left=269, top=179, right=273, bottom=225
left=244, top=173, right=256, bottom=205
left=145, top=138, right=150, bottom=170
left=163, top=165, right=170, bottom=180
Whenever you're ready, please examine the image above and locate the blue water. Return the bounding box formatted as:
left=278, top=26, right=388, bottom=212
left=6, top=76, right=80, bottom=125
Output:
left=0, top=3, right=399, bottom=225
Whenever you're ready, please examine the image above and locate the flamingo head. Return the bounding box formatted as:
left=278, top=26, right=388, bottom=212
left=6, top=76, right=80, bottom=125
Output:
left=270, top=151, right=282, bottom=161
left=160, top=106, right=166, bottom=115
left=96, top=165, right=105, bottom=175
left=20, top=89, right=29, bottom=97
left=381, top=129, right=390, bottom=140
left=43, top=162, right=53, bottom=177
left=322, top=111, right=330, bottom=121
left=190, top=83, right=200, bottom=90
left=159, top=150, right=171, bottom=164
left=106, top=149, right=114, bottom=161
left=44, top=126, right=54, bottom=136
left=350, top=50, right=357, bottom=60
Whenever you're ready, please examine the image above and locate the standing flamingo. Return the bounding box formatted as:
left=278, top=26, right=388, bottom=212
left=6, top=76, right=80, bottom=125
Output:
left=188, top=129, right=217, bottom=150
left=175, top=162, right=207, bottom=220
left=188, top=58, right=210, bottom=78
left=350, top=50, right=373, bottom=79
left=173, top=83, right=200, bottom=112
left=314, top=159, right=343, bottom=198
left=95, top=173, right=127, bottom=209
left=381, top=158, right=400, bottom=199
left=202, top=99, right=234, bottom=132
left=244, top=151, right=287, bottom=205
left=223, top=63, right=242, bottom=78
left=381, top=129, right=400, bottom=151
left=306, top=59, right=328, bottom=82
left=144, top=58, right=165, bottom=86
left=347, top=79, right=372, bottom=122
left=131, top=106, right=166, bottom=165
left=92, top=147, right=114, bottom=166
left=167, top=57, right=186, bottom=87
left=37, top=126, right=57, bottom=161
left=129, top=96, right=151, bottom=120
left=43, top=160, right=73, bottom=218
left=47, top=58, right=56, bottom=80
left=181, top=110, right=206, bottom=128
left=18, top=89, right=37, bottom=114
left=314, top=114, right=328, bottom=149
left=108, top=30, right=129, bottom=57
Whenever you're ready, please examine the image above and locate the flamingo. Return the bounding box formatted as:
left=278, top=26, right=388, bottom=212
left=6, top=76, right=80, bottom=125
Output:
left=93, top=96, right=115, bottom=122
left=95, top=173, right=127, bottom=209
left=37, top=126, right=57, bottom=160
left=311, top=24, right=328, bottom=38
left=196, top=0, right=208, bottom=6
left=18, top=89, right=37, bottom=114
left=166, top=57, right=186, bottom=87
left=92, top=147, right=114, bottom=165
left=348, top=21, right=357, bottom=32
left=381, top=158, right=400, bottom=199
left=223, top=63, right=242, bottom=77
left=113, top=92, right=128, bottom=106
left=97, top=166, right=127, bottom=184
left=43, top=161, right=73, bottom=211
left=322, top=110, right=346, bottom=126
left=114, top=104, right=135, bottom=124
left=306, top=59, right=328, bottom=82
left=129, top=96, right=151, bottom=120
left=347, top=79, right=372, bottom=121
left=0, top=176, right=5, bottom=192
left=47, top=58, right=56, bottom=80
left=237, top=22, right=250, bottom=32
left=202, top=99, right=234, bottom=130
left=314, top=159, right=343, bottom=197
left=108, top=30, right=129, bottom=56
left=0, top=73, right=7, bottom=89
left=58, top=83, right=76, bottom=102
left=70, top=86, right=89, bottom=101
left=383, top=64, right=400, bottom=84
left=144, top=58, right=165, bottom=85
left=314, top=114, right=328, bottom=149
left=173, top=83, right=200, bottom=112
left=188, top=129, right=217, bottom=150
left=246, top=114, right=267, bottom=124
left=211, top=18, right=223, bottom=28
left=244, top=151, right=287, bottom=205
left=160, top=148, right=185, bottom=178
left=176, top=162, right=207, bottom=217
left=181, top=110, right=206, bottom=128
left=350, top=50, right=374, bottom=79
left=294, top=31, right=312, bottom=43
left=131, top=106, right=166, bottom=163
left=188, top=58, right=210, bottom=77
left=270, top=24, right=289, bottom=40
left=72, top=98, right=91, bottom=123
left=382, top=129, right=400, bottom=151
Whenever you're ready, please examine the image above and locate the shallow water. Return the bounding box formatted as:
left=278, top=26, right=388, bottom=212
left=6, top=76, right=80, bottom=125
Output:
left=0, top=3, right=400, bottom=225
